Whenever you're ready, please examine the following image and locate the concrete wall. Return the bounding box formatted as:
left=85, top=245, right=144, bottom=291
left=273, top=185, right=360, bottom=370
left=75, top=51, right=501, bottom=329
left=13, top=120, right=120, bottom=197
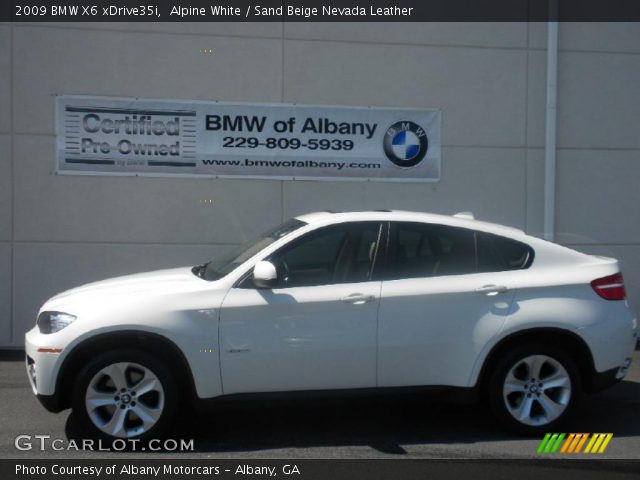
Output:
left=1, top=22, right=639, bottom=346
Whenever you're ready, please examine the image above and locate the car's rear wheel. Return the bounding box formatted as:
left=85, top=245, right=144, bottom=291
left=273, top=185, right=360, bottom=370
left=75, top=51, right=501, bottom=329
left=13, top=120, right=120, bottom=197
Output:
left=72, top=349, right=178, bottom=441
left=488, top=344, right=581, bottom=435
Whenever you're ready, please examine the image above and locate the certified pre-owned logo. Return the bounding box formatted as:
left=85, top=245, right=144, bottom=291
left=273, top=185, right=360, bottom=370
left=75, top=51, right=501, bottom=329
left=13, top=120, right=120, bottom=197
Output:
left=383, top=121, right=429, bottom=168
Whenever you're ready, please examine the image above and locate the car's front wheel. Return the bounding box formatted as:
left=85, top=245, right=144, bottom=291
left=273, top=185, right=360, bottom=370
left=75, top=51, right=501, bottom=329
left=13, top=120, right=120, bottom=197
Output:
left=72, top=349, right=178, bottom=441
left=488, top=344, right=580, bottom=435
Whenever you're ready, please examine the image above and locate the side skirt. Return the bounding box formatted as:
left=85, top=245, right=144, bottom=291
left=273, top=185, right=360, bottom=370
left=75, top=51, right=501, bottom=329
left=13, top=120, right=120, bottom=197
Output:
left=193, top=385, right=479, bottom=413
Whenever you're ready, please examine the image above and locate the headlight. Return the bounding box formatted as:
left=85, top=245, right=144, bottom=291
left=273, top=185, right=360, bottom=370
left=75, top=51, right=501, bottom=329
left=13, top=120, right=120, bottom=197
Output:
left=36, top=311, right=76, bottom=334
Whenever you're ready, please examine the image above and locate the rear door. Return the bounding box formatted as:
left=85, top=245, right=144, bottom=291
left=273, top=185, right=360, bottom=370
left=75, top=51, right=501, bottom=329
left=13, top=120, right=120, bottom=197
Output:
left=376, top=222, right=520, bottom=388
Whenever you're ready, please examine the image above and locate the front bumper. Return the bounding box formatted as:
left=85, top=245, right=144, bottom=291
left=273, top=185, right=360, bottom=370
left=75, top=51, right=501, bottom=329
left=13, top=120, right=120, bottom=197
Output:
left=24, top=352, right=65, bottom=412
left=36, top=392, right=65, bottom=413
left=24, top=327, right=67, bottom=398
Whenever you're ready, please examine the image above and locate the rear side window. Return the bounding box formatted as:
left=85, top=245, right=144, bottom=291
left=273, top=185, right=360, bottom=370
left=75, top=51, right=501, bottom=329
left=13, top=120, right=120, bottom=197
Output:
left=383, top=222, right=476, bottom=279
left=477, top=232, right=534, bottom=272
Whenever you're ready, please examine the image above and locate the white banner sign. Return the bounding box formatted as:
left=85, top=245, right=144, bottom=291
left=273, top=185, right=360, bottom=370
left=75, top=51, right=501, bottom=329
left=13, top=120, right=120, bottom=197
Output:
left=57, top=96, right=441, bottom=182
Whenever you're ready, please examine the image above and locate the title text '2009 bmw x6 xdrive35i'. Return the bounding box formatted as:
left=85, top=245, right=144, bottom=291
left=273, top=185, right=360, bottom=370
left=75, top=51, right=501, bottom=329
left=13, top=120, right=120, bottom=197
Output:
left=25, top=211, right=637, bottom=440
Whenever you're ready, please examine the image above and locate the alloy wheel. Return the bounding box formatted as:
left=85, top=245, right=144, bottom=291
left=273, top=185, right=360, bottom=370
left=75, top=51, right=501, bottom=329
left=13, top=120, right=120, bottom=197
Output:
left=502, top=354, right=572, bottom=427
left=84, top=362, right=165, bottom=438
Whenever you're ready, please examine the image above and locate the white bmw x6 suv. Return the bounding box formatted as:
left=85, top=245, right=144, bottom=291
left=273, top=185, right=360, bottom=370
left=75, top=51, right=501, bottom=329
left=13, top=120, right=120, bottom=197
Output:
left=26, top=210, right=636, bottom=440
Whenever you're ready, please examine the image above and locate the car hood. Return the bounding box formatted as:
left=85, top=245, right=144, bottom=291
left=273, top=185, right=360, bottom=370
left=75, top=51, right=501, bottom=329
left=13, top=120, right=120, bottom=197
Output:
left=41, top=266, right=216, bottom=315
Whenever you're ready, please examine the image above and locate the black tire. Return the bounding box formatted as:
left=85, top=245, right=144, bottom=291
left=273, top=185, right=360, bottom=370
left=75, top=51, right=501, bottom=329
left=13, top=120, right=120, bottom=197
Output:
left=488, top=343, right=581, bottom=436
left=71, top=349, right=179, bottom=443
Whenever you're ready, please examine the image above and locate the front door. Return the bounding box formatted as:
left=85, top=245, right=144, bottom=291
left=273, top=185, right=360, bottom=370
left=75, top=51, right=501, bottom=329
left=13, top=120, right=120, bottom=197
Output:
left=219, top=221, right=384, bottom=394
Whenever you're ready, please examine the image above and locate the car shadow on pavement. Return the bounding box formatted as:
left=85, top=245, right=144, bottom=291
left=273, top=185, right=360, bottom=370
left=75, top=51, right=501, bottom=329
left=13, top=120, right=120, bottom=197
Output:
left=64, top=379, right=640, bottom=455
left=570, top=379, right=640, bottom=436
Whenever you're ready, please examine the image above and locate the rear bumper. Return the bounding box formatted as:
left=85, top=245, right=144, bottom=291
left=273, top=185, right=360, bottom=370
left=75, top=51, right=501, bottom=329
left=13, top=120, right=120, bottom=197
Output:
left=580, top=301, right=637, bottom=374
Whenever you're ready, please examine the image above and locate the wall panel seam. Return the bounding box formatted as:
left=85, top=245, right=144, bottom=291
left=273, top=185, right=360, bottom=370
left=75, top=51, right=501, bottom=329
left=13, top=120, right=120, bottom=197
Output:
left=12, top=240, right=240, bottom=247
left=13, top=23, right=283, bottom=41
left=9, top=21, right=14, bottom=345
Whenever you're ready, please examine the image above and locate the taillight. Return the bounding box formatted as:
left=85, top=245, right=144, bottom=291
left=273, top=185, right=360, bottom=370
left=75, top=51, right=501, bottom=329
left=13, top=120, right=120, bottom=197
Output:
left=591, top=272, right=626, bottom=301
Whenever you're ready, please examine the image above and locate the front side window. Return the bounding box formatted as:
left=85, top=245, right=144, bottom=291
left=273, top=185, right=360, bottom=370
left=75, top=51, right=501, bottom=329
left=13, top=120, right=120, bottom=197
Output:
left=194, top=218, right=307, bottom=281
left=382, top=222, right=476, bottom=280
left=258, top=222, right=383, bottom=288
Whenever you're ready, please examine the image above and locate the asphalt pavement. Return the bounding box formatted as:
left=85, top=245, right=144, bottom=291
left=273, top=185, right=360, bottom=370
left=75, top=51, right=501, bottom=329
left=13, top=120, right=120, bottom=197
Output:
left=1, top=350, right=639, bottom=459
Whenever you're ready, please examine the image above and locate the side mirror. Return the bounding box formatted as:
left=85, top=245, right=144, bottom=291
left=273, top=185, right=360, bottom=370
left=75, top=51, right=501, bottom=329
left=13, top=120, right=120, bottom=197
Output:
left=252, top=260, right=278, bottom=289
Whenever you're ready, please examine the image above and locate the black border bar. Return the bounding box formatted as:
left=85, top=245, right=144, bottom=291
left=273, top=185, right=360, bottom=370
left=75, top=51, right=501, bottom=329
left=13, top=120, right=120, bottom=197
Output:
left=4, top=0, right=640, bottom=22
left=4, top=459, right=640, bottom=480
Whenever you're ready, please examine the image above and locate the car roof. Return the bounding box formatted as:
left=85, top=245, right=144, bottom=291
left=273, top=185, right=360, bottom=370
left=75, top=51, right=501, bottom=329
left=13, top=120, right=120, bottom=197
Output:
left=294, top=210, right=527, bottom=239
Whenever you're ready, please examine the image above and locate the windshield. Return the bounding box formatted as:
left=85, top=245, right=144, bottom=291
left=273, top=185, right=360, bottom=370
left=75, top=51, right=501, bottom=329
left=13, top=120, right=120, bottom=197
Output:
left=193, top=218, right=307, bottom=281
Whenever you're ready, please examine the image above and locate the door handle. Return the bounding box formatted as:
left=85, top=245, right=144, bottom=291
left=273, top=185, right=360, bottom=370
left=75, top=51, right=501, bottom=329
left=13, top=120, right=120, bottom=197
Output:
left=340, top=293, right=376, bottom=305
left=475, top=284, right=508, bottom=296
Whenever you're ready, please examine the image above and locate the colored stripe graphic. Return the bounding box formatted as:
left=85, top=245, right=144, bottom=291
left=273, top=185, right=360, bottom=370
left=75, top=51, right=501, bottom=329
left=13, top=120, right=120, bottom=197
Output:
left=537, top=433, right=565, bottom=453
left=565, top=433, right=588, bottom=453
left=559, top=433, right=575, bottom=453
left=538, top=433, right=613, bottom=454
left=597, top=434, right=614, bottom=453
left=550, top=433, right=565, bottom=453
left=537, top=433, right=552, bottom=454
left=584, top=433, right=614, bottom=453
left=574, top=433, right=589, bottom=453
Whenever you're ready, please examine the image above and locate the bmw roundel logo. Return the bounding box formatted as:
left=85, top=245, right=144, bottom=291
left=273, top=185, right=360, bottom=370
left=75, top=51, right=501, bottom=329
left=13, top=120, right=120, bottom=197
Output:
left=383, top=121, right=429, bottom=168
